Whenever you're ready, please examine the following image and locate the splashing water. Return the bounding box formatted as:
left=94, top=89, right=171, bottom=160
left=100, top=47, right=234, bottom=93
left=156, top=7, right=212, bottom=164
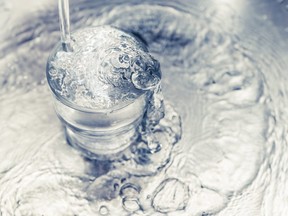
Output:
left=1, top=0, right=288, bottom=215
left=47, top=26, right=160, bottom=110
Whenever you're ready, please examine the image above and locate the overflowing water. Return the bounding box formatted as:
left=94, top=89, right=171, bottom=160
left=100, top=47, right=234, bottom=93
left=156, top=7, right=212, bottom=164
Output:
left=47, top=26, right=160, bottom=109
left=1, top=0, right=288, bottom=215
left=47, top=25, right=173, bottom=158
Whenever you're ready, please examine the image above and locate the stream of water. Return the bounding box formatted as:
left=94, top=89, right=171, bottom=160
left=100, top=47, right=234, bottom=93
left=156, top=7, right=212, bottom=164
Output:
left=1, top=0, right=288, bottom=215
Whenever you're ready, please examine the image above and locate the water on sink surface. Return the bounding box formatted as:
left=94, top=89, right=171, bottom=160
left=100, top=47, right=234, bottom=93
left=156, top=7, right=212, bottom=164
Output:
left=0, top=0, right=288, bottom=215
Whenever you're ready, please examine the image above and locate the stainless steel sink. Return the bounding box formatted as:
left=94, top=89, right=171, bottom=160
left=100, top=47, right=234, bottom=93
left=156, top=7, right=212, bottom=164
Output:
left=0, top=0, right=288, bottom=215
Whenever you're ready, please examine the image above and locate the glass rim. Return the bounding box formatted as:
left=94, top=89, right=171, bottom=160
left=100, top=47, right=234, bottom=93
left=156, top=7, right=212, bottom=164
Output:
left=47, top=83, right=149, bottom=114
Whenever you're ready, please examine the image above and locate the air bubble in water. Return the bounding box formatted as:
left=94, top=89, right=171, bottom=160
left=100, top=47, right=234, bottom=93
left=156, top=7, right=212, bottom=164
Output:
left=99, top=205, right=109, bottom=215
left=120, top=183, right=141, bottom=198
left=152, top=178, right=189, bottom=213
left=122, top=197, right=141, bottom=212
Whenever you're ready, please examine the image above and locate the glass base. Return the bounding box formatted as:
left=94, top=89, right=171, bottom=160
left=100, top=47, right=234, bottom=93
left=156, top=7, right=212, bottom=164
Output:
left=65, top=125, right=139, bottom=160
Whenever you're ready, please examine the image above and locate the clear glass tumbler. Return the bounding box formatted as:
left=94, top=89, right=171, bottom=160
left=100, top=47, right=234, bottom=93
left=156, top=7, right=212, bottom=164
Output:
left=46, top=41, right=149, bottom=159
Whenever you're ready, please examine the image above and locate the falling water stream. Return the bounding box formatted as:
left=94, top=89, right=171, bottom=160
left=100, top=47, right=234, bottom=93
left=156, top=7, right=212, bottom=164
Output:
left=1, top=0, right=288, bottom=215
left=58, top=0, right=73, bottom=52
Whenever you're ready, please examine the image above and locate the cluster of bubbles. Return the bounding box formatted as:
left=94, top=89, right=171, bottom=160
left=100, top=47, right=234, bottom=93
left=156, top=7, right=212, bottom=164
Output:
left=47, top=26, right=161, bottom=110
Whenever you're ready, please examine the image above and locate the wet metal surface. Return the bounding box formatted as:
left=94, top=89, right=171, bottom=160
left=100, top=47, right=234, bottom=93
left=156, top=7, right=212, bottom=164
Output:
left=0, top=0, right=288, bottom=215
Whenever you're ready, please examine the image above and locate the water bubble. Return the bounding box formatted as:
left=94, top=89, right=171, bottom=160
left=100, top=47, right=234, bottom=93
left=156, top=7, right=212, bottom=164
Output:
left=120, top=183, right=141, bottom=198
left=131, top=57, right=161, bottom=91
left=99, top=205, right=109, bottom=215
left=48, top=69, right=58, bottom=77
left=131, top=72, right=161, bottom=91
left=152, top=178, right=189, bottom=213
left=122, top=197, right=141, bottom=212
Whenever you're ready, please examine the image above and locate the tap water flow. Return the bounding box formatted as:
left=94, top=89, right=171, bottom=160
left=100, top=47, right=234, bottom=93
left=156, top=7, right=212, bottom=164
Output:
left=58, top=0, right=72, bottom=52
